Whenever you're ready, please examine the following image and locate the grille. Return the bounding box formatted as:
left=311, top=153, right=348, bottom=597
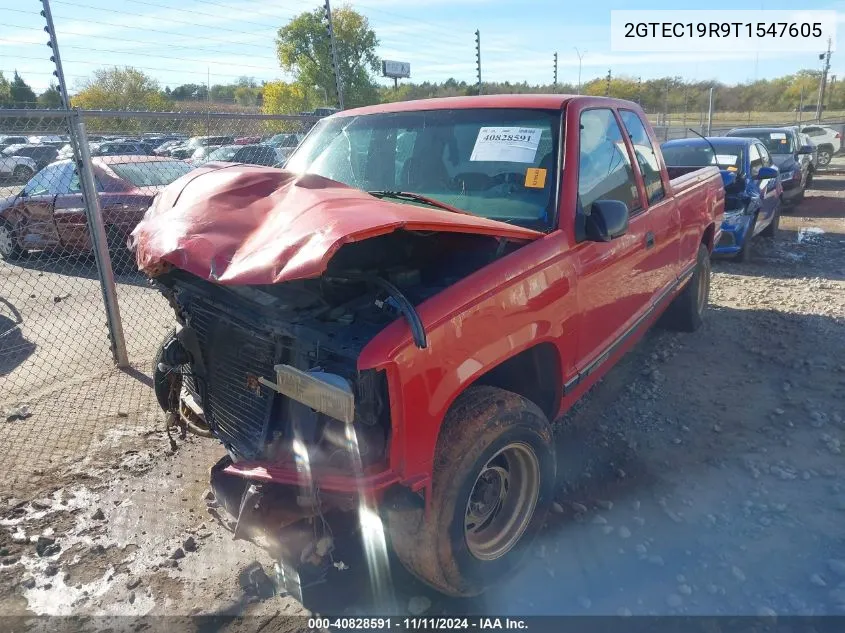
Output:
left=184, top=302, right=279, bottom=460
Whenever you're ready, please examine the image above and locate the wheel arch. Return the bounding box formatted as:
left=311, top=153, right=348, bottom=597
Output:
left=701, top=222, right=716, bottom=253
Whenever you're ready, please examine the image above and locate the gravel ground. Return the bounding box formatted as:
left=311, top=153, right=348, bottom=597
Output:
left=0, top=173, right=842, bottom=626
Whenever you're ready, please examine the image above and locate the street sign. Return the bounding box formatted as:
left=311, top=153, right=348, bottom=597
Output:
left=382, top=60, right=411, bottom=79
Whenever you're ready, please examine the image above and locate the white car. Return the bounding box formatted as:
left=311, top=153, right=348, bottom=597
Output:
left=27, top=135, right=64, bottom=145
left=0, top=154, right=38, bottom=183
left=799, top=125, right=842, bottom=166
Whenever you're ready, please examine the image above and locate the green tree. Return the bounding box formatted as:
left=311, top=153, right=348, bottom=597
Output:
left=0, top=72, right=11, bottom=107
left=276, top=6, right=380, bottom=108
left=72, top=67, right=170, bottom=110
left=37, top=86, right=63, bottom=108
left=262, top=80, right=316, bottom=131
left=10, top=71, right=37, bottom=107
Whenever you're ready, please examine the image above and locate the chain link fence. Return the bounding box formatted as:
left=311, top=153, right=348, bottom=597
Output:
left=1, top=109, right=318, bottom=413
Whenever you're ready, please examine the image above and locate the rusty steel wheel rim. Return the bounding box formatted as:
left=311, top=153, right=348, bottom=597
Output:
left=697, top=256, right=710, bottom=316
left=464, top=442, right=540, bottom=561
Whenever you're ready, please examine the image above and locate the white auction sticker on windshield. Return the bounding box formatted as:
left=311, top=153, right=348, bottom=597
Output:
left=470, top=127, right=542, bottom=163
left=714, top=154, right=739, bottom=165
left=770, top=132, right=786, bottom=139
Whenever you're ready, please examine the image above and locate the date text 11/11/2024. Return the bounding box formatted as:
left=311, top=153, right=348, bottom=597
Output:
left=307, top=617, right=529, bottom=631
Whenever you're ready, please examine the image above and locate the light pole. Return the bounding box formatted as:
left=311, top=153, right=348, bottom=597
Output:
left=574, top=47, right=586, bottom=94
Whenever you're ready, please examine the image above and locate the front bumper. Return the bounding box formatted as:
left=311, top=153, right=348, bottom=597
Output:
left=713, top=215, right=752, bottom=256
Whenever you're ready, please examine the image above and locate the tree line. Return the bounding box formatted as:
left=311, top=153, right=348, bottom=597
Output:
left=2, top=5, right=841, bottom=117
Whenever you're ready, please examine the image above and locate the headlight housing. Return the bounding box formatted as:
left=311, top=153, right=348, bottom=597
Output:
left=723, top=209, right=748, bottom=226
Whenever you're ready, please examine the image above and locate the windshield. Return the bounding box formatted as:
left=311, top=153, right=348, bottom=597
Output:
left=285, top=108, right=561, bottom=229
left=109, top=161, right=192, bottom=187
left=731, top=130, right=794, bottom=154
left=662, top=143, right=744, bottom=173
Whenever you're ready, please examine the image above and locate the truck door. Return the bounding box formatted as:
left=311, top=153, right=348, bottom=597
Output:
left=573, top=108, right=654, bottom=373
left=619, top=109, right=680, bottom=303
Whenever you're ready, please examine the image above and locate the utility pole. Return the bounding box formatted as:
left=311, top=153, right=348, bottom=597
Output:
left=324, top=0, right=344, bottom=109
left=574, top=47, right=585, bottom=94
left=706, top=86, right=714, bottom=136
left=605, top=68, right=611, bottom=97
left=816, top=37, right=832, bottom=122
left=475, top=30, right=482, bottom=95
left=553, top=52, right=558, bottom=90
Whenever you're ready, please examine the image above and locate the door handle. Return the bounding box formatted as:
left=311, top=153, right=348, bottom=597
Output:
left=645, top=232, right=655, bottom=249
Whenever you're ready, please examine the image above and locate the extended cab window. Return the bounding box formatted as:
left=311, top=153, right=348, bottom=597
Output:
left=285, top=108, right=561, bottom=230
left=578, top=109, right=639, bottom=214
left=619, top=110, right=665, bottom=204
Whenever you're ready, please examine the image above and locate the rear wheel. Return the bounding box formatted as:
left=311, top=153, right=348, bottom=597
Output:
left=0, top=220, right=24, bottom=261
left=387, top=386, right=555, bottom=597
left=12, top=165, right=33, bottom=183
left=660, top=243, right=710, bottom=333
left=818, top=147, right=833, bottom=167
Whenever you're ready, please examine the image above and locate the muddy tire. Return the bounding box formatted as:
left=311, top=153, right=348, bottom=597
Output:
left=386, top=386, right=555, bottom=597
left=760, top=206, right=780, bottom=238
left=660, top=243, right=710, bottom=333
left=0, top=219, right=24, bottom=261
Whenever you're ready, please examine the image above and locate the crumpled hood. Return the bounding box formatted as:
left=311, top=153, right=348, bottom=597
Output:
left=131, top=163, right=543, bottom=285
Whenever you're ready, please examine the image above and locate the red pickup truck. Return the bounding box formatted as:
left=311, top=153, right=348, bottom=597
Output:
left=133, top=95, right=724, bottom=598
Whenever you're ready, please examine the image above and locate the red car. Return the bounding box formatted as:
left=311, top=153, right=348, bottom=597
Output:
left=135, top=95, right=724, bottom=597
left=0, top=156, right=191, bottom=260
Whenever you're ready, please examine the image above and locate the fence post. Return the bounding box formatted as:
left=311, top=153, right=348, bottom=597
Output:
left=71, top=111, right=129, bottom=367
left=40, top=0, right=128, bottom=367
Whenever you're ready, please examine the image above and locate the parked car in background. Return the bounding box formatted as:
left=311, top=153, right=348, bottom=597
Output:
left=662, top=136, right=781, bottom=262
left=185, top=135, right=235, bottom=150
left=190, top=145, right=240, bottom=166
left=0, top=153, right=38, bottom=183
left=27, top=135, right=65, bottom=146
left=230, top=144, right=285, bottom=167
left=266, top=133, right=303, bottom=164
left=153, top=140, right=183, bottom=156
left=233, top=136, right=262, bottom=145
left=726, top=127, right=813, bottom=207
left=187, top=145, right=224, bottom=164
left=92, top=141, right=155, bottom=157
left=169, top=146, right=196, bottom=160
left=797, top=131, right=818, bottom=186
left=136, top=95, right=725, bottom=598
left=0, top=136, right=29, bottom=152
left=2, top=144, right=60, bottom=171
left=0, top=156, right=192, bottom=261
left=800, top=125, right=841, bottom=166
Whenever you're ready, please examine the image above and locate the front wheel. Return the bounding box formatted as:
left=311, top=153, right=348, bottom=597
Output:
left=734, top=214, right=757, bottom=263
left=760, top=206, right=780, bottom=238
left=12, top=165, right=33, bottom=183
left=387, top=386, right=555, bottom=597
left=659, top=243, right=710, bottom=333
left=0, top=220, right=24, bottom=261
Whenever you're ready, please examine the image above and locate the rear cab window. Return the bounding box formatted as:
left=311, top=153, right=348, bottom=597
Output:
left=619, top=110, right=665, bottom=204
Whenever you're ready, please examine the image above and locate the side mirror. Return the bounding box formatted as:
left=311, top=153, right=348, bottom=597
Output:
left=797, top=145, right=815, bottom=155
left=585, top=200, right=630, bottom=242
left=755, top=166, right=779, bottom=180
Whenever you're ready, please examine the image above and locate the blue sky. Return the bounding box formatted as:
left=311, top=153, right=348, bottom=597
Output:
left=0, top=0, right=843, bottom=96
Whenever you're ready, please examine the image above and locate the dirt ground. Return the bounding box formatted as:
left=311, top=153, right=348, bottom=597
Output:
left=0, top=171, right=843, bottom=627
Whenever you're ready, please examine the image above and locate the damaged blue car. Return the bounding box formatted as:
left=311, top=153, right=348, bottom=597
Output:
left=662, top=136, right=782, bottom=262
